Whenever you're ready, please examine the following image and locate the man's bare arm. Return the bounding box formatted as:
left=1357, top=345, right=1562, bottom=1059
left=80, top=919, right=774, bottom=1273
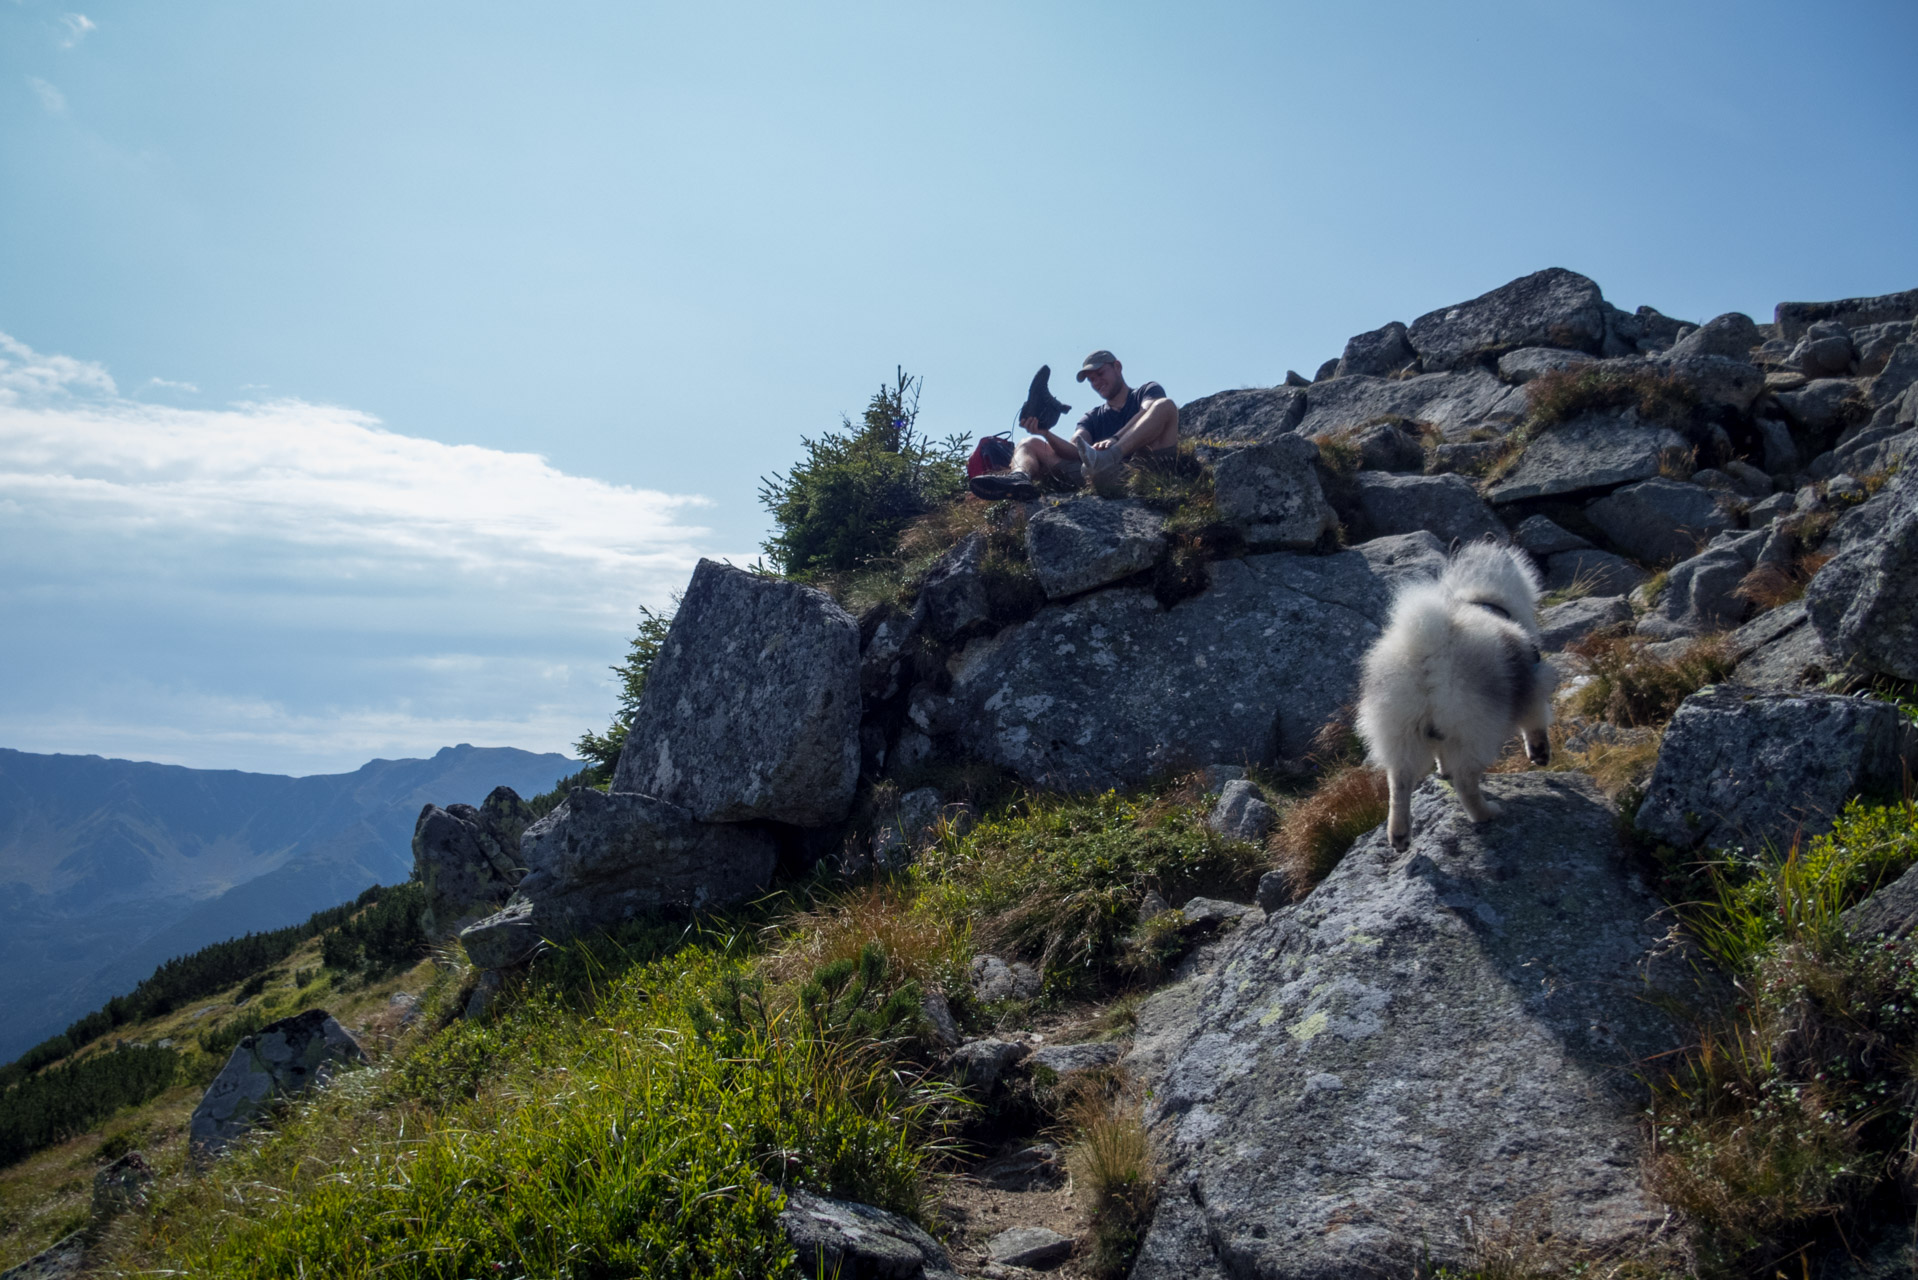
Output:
left=1093, top=396, right=1178, bottom=455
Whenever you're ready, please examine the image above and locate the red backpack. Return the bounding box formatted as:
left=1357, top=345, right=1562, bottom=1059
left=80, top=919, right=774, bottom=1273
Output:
left=966, top=432, right=1015, bottom=478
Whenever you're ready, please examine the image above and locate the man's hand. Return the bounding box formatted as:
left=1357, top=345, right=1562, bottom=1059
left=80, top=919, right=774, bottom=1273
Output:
left=1089, top=438, right=1119, bottom=452
left=1020, top=415, right=1042, bottom=434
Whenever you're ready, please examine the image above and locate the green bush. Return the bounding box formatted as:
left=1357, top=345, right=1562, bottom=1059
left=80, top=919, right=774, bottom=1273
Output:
left=758, top=369, right=970, bottom=579
left=0, top=1046, right=179, bottom=1167
left=571, top=600, right=676, bottom=777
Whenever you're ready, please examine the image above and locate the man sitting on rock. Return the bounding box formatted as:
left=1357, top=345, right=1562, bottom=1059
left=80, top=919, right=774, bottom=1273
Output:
left=970, top=350, right=1179, bottom=500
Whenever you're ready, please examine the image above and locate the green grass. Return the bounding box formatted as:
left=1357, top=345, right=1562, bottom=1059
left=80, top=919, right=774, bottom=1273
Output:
left=913, top=786, right=1265, bottom=998
left=1646, top=796, right=1918, bottom=1274
left=118, top=924, right=959, bottom=1279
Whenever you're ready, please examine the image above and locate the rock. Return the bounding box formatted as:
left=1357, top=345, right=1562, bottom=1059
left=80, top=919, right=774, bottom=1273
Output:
left=1854, top=322, right=1912, bottom=377
left=1629, top=305, right=1691, bottom=352
left=948, top=1038, right=1031, bottom=1091
left=1635, top=529, right=1779, bottom=640
left=1140, top=889, right=1171, bottom=920
left=1496, top=346, right=1596, bottom=383
left=1585, top=477, right=1736, bottom=564
left=1651, top=353, right=1765, bottom=415
left=1836, top=425, right=1918, bottom=478
left=1792, top=326, right=1856, bottom=379
left=1028, top=1041, right=1122, bottom=1078
left=506, top=788, right=779, bottom=947
left=986, top=1226, right=1074, bottom=1270
left=1746, top=491, right=1796, bottom=525
left=1024, top=498, right=1167, bottom=599
left=1341, top=419, right=1427, bottom=472
left=1729, top=603, right=1836, bottom=691
left=1776, top=287, right=1918, bottom=344
left=1716, top=458, right=1774, bottom=498
left=613, top=559, right=860, bottom=826
left=1283, top=370, right=1311, bottom=388
left=1407, top=268, right=1608, bottom=371
left=1333, top=321, right=1417, bottom=378
left=1538, top=594, right=1632, bottom=650
left=1296, top=369, right=1526, bottom=442
left=1636, top=687, right=1918, bottom=852
left=190, top=1010, right=368, bottom=1160
left=780, top=1188, right=962, bottom=1280
left=947, top=534, right=1446, bottom=789
left=91, top=1150, right=152, bottom=1223
left=1484, top=411, right=1689, bottom=504
left=1844, top=863, right=1918, bottom=943
left=1207, top=778, right=1275, bottom=843
left=1511, top=514, right=1591, bottom=558
left=413, top=786, right=533, bottom=938
left=872, top=786, right=944, bottom=867
left=975, top=1143, right=1065, bottom=1191
left=920, top=989, right=961, bottom=1048
left=1210, top=438, right=1338, bottom=548
left=1870, top=342, right=1918, bottom=410
left=459, top=897, right=539, bottom=970
left=1543, top=548, right=1646, bottom=598
left=1176, top=897, right=1260, bottom=933
left=1350, top=472, right=1505, bottom=544
left=1775, top=378, right=1866, bottom=437
left=1178, top=386, right=1307, bottom=442
left=917, top=531, right=989, bottom=641
left=970, top=954, right=1042, bottom=1003
left=1754, top=415, right=1802, bottom=474
left=1254, top=867, right=1296, bottom=912
left=1200, top=764, right=1246, bottom=794
left=1129, top=773, right=1687, bottom=1280
left=1427, top=439, right=1506, bottom=476
left=1804, top=466, right=1918, bottom=680
left=1668, top=311, right=1761, bottom=361
left=0, top=1232, right=85, bottom=1280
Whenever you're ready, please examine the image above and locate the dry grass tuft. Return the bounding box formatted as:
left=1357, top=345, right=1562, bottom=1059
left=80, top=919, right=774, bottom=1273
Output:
left=1064, top=1083, right=1158, bottom=1279
left=1733, top=550, right=1834, bottom=614
left=764, top=881, right=967, bottom=990
left=1568, top=633, right=1735, bottom=728
left=1525, top=364, right=1698, bottom=434
left=1269, top=767, right=1389, bottom=901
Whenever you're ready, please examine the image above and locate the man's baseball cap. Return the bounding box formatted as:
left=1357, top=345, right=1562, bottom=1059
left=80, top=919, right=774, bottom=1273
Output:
left=1075, top=350, right=1118, bottom=381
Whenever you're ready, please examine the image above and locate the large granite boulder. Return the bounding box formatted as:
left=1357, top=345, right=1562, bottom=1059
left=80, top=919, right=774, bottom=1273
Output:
left=1349, top=472, right=1505, bottom=544
left=506, top=788, right=778, bottom=941
left=1869, top=341, right=1918, bottom=410
left=779, top=1189, right=961, bottom=1280
left=1635, top=687, right=1918, bottom=852
left=1129, top=773, right=1688, bottom=1280
left=612, top=559, right=861, bottom=827
left=1024, top=497, right=1167, bottom=598
left=946, top=533, right=1445, bottom=790
left=1485, top=411, right=1689, bottom=504
left=1635, top=529, right=1780, bottom=640
left=1667, top=311, right=1761, bottom=362
left=1294, top=369, right=1525, bottom=442
left=190, top=1010, right=367, bottom=1160
left=1497, top=346, right=1597, bottom=383
left=1652, top=353, right=1765, bottom=415
left=1543, top=548, right=1645, bottom=597
left=413, top=786, right=534, bottom=937
left=1538, top=594, right=1632, bottom=650
left=1775, top=378, right=1864, bottom=437
left=915, top=531, right=988, bottom=641
left=1210, top=437, right=1338, bottom=548
left=1333, top=321, right=1418, bottom=378
left=1727, top=600, right=1837, bottom=691
left=1805, top=466, right=1918, bottom=681
left=1178, top=386, right=1307, bottom=442
left=1407, top=268, right=1609, bottom=372
left=1585, top=477, right=1735, bottom=564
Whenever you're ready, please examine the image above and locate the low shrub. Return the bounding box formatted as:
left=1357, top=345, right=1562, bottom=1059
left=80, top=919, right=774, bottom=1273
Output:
left=1567, top=633, right=1734, bottom=728
left=1524, top=365, right=1697, bottom=435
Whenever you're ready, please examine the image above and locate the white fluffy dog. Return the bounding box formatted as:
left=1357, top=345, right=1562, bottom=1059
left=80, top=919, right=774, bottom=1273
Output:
left=1355, top=541, right=1558, bottom=850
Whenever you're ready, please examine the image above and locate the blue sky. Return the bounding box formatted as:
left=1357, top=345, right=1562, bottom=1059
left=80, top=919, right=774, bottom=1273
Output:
left=2, top=1, right=1914, bottom=775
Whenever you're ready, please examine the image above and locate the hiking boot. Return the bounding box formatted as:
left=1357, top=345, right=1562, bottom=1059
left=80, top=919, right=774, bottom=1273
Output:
left=1078, top=439, right=1127, bottom=498
left=969, top=470, right=1041, bottom=502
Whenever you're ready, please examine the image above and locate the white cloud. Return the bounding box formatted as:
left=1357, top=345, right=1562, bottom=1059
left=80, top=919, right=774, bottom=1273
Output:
left=0, top=332, right=746, bottom=774
left=26, top=76, right=65, bottom=114
left=144, top=376, right=198, bottom=393
left=57, top=12, right=93, bottom=46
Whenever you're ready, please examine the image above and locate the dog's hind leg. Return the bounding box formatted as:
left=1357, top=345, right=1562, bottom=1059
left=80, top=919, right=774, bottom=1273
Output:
left=1519, top=660, right=1558, bottom=767
left=1450, top=766, right=1501, bottom=823
left=1386, top=767, right=1418, bottom=850
left=1521, top=726, right=1551, bottom=766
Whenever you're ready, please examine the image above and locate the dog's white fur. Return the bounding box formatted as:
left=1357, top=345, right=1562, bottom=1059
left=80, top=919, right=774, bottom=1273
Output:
left=1355, top=542, right=1558, bottom=849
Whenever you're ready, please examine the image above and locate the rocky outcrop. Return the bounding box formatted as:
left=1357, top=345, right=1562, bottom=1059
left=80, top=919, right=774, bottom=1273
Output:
left=1635, top=687, right=1918, bottom=853
left=1178, top=386, right=1306, bottom=442
left=779, top=1188, right=962, bottom=1280
left=1207, top=778, right=1275, bottom=843
left=190, top=1010, right=367, bottom=1161
left=1776, top=287, right=1918, bottom=344
left=1349, top=472, right=1505, bottom=544
left=1585, top=478, right=1735, bottom=564
left=1292, top=368, right=1524, bottom=442
left=1407, top=267, right=1609, bottom=371
left=1805, top=465, right=1918, bottom=681
left=613, top=558, right=861, bottom=827
left=1485, top=412, right=1689, bottom=504
left=1129, top=774, right=1689, bottom=1280
left=413, top=785, right=533, bottom=937
left=946, top=534, right=1444, bottom=790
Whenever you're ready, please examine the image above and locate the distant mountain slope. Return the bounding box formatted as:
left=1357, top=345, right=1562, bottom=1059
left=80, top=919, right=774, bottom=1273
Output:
left=0, top=745, right=578, bottom=1062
